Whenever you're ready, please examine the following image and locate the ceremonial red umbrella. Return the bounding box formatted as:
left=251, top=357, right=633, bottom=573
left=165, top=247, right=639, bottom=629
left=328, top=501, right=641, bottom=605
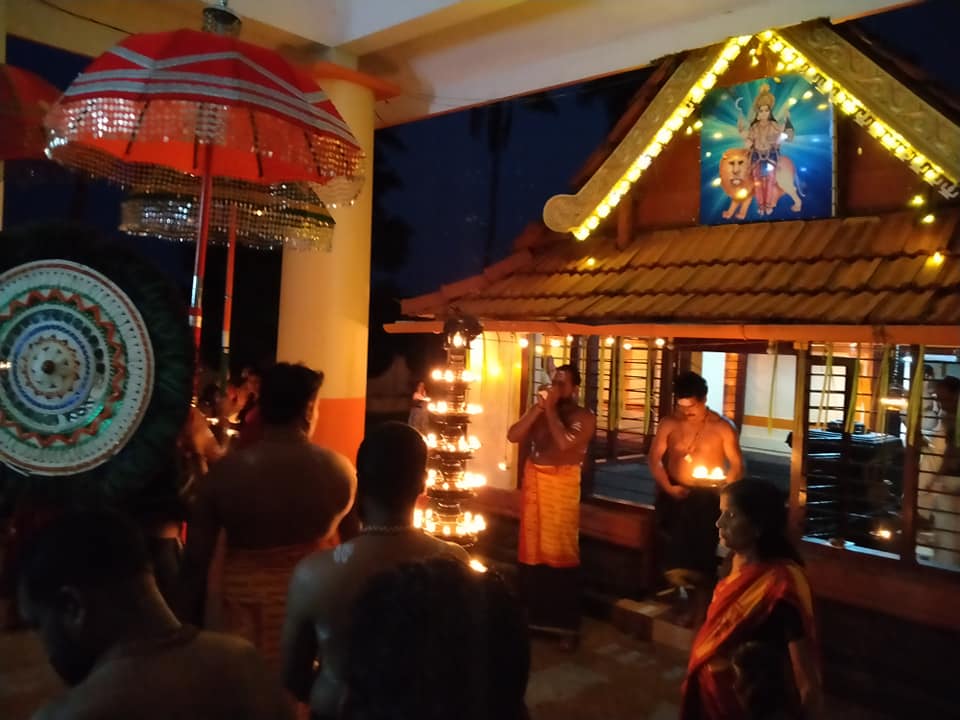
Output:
left=0, top=64, right=60, bottom=161
left=44, top=26, right=364, bottom=352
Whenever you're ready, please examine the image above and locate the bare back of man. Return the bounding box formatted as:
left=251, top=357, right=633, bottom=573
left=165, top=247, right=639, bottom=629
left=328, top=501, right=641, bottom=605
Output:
left=284, top=531, right=468, bottom=719
left=34, top=628, right=291, bottom=720
left=204, top=431, right=355, bottom=548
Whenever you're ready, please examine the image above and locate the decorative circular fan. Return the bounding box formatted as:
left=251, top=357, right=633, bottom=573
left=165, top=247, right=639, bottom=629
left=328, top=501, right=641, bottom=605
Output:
left=0, top=222, right=192, bottom=503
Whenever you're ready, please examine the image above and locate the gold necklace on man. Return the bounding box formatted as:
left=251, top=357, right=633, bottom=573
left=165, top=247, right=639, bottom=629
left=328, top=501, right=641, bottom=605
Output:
left=682, top=413, right=709, bottom=464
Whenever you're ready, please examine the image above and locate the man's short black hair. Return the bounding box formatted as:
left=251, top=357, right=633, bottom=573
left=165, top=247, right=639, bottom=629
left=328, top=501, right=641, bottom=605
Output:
left=259, top=362, right=323, bottom=426
left=555, top=363, right=581, bottom=387
left=675, top=370, right=708, bottom=400
left=343, top=558, right=530, bottom=720
left=16, top=509, right=151, bottom=608
left=357, top=422, right=426, bottom=509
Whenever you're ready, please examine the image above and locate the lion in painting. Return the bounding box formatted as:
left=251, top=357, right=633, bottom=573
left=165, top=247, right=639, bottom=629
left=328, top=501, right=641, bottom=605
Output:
left=718, top=147, right=803, bottom=220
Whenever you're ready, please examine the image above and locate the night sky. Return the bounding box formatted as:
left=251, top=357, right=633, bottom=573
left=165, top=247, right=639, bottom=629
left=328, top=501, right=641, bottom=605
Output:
left=3, top=0, right=958, bottom=374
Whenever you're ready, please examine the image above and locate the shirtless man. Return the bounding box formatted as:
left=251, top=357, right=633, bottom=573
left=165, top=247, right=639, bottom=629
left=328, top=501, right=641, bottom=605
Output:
left=178, top=363, right=355, bottom=672
left=649, top=370, right=743, bottom=623
left=507, top=363, right=595, bottom=647
left=18, top=509, right=291, bottom=720
left=281, top=422, right=468, bottom=719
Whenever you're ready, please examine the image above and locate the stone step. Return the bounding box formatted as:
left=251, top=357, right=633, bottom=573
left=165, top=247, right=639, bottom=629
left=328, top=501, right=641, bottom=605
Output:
left=609, top=597, right=694, bottom=653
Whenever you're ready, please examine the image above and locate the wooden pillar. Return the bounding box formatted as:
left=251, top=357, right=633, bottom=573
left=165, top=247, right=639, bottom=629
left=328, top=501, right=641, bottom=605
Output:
left=582, top=336, right=601, bottom=497
left=516, top=339, right=532, bottom=488
left=606, top=339, right=623, bottom=460
left=789, top=343, right=810, bottom=542
left=900, top=344, right=923, bottom=565
left=658, top=346, right=677, bottom=422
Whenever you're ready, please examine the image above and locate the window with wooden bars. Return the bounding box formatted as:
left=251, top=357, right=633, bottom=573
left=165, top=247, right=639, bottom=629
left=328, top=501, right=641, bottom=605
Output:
left=915, top=346, right=960, bottom=572
left=799, top=342, right=960, bottom=573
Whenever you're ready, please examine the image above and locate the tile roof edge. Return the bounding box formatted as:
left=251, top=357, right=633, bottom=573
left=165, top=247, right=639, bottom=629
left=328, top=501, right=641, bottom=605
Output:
left=484, top=250, right=534, bottom=281
left=400, top=290, right=445, bottom=318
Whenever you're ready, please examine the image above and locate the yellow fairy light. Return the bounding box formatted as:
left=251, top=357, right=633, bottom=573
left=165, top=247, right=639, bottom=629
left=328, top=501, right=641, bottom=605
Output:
left=841, top=99, right=858, bottom=115
left=816, top=103, right=829, bottom=111
left=566, top=335, right=574, bottom=342
left=788, top=97, right=798, bottom=106
left=654, top=337, right=666, bottom=348
left=711, top=58, right=729, bottom=75
left=607, top=191, right=622, bottom=207
left=736, top=35, right=752, bottom=46
left=711, top=177, right=722, bottom=187
left=573, top=226, right=589, bottom=241
left=929, top=250, right=945, bottom=265
left=775, top=62, right=785, bottom=73
left=802, top=90, right=813, bottom=100
left=924, top=168, right=938, bottom=183
left=759, top=30, right=774, bottom=41
left=518, top=337, right=529, bottom=348
left=586, top=257, right=596, bottom=267
left=712, top=131, right=723, bottom=139
left=623, top=341, right=633, bottom=350
left=585, top=215, right=599, bottom=230
left=534, top=344, right=543, bottom=355
left=881, top=134, right=898, bottom=150
left=834, top=91, right=847, bottom=104
left=690, top=85, right=706, bottom=103
left=722, top=44, right=741, bottom=61
left=685, top=126, right=693, bottom=135
left=637, top=155, right=653, bottom=169
left=597, top=203, right=611, bottom=218
left=910, top=194, right=926, bottom=207
left=770, top=40, right=784, bottom=53
left=693, top=119, right=703, bottom=130
left=550, top=338, right=562, bottom=348
left=821, top=78, right=833, bottom=92
left=666, top=115, right=684, bottom=131
left=615, top=180, right=630, bottom=194
left=656, top=128, right=673, bottom=144
left=604, top=336, right=615, bottom=347
left=869, top=121, right=885, bottom=138
left=734, top=188, right=749, bottom=200
left=921, top=214, right=936, bottom=225
left=781, top=47, right=796, bottom=62
left=700, top=73, right=717, bottom=90
left=911, top=154, right=927, bottom=169
left=750, top=57, right=759, bottom=67
left=646, top=142, right=662, bottom=157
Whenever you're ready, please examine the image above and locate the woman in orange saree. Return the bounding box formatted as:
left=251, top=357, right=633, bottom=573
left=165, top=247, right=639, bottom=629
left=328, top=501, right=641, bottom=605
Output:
left=681, top=479, right=822, bottom=720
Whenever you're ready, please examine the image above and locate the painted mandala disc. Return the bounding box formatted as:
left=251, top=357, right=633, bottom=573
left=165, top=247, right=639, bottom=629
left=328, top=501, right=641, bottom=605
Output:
left=0, top=260, right=155, bottom=475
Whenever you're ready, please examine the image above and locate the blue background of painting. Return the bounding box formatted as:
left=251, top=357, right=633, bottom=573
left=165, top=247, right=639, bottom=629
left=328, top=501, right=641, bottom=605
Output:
left=699, top=74, right=835, bottom=225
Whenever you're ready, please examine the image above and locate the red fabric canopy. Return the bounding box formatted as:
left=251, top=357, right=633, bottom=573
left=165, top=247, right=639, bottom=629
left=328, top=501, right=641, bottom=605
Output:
left=0, top=65, right=61, bottom=161
left=44, top=28, right=364, bottom=205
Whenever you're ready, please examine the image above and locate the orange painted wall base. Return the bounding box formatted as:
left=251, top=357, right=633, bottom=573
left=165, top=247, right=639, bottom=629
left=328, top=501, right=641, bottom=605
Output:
left=311, top=396, right=366, bottom=464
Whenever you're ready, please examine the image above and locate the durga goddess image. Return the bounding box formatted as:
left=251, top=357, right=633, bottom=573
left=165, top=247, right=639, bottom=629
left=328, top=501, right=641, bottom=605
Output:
left=734, top=83, right=803, bottom=217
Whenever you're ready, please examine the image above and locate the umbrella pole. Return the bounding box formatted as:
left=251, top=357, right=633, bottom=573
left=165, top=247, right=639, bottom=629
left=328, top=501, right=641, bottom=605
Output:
left=190, top=142, right=215, bottom=380
left=220, top=204, right=238, bottom=386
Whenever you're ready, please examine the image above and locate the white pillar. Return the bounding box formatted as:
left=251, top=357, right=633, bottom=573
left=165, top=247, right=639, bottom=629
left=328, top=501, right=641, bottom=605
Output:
left=276, top=77, right=374, bottom=462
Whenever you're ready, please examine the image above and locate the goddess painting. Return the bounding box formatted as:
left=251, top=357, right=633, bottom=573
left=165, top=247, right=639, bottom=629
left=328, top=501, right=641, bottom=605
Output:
left=735, top=83, right=802, bottom=216
left=700, top=74, right=833, bottom=225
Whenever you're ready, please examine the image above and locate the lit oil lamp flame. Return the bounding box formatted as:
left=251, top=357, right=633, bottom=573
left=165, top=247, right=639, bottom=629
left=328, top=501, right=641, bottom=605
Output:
left=692, top=466, right=726, bottom=482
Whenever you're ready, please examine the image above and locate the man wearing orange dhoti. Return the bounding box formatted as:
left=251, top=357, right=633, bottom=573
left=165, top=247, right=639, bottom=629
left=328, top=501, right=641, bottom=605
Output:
left=508, top=364, right=595, bottom=648
left=178, top=363, right=356, bottom=680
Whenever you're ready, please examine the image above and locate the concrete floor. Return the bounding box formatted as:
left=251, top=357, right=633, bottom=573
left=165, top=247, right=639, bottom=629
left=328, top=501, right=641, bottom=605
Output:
left=528, top=618, right=894, bottom=720
left=2, top=619, right=895, bottom=720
